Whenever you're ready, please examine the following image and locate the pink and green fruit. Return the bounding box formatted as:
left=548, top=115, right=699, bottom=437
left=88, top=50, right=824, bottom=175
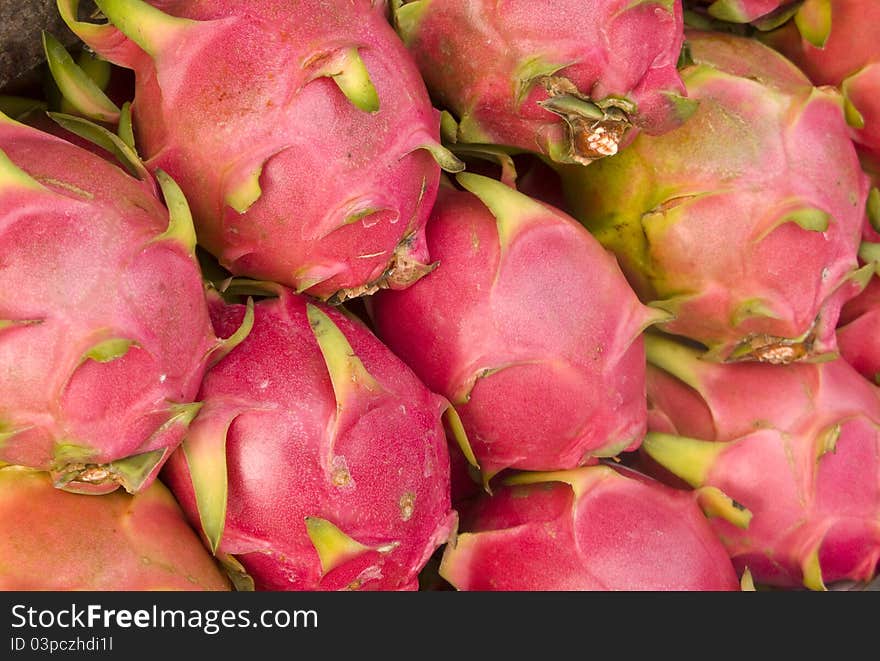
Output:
left=762, top=0, right=880, bottom=158
left=690, top=0, right=797, bottom=24
left=163, top=286, right=456, bottom=591
left=370, top=173, right=661, bottom=480
left=644, top=333, right=880, bottom=589
left=0, top=466, right=230, bottom=590
left=837, top=276, right=880, bottom=385
left=59, top=0, right=461, bottom=303
left=561, top=30, right=869, bottom=364
left=393, top=0, right=690, bottom=164
left=0, top=111, right=220, bottom=495
left=440, top=465, right=741, bottom=591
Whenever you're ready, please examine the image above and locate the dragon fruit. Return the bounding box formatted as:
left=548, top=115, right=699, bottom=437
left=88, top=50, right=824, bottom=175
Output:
left=391, top=0, right=691, bottom=165
left=761, top=0, right=880, bottom=158
left=162, top=285, right=457, bottom=591
left=369, top=173, right=662, bottom=480
left=560, top=30, right=870, bottom=363
left=837, top=275, right=880, bottom=385
left=837, top=151, right=880, bottom=383
left=58, top=0, right=461, bottom=303
left=642, top=332, right=880, bottom=589
left=0, top=111, right=232, bottom=495
left=689, top=0, right=798, bottom=25
left=859, top=150, right=880, bottom=245
left=0, top=466, right=230, bottom=590
left=439, top=465, right=741, bottom=591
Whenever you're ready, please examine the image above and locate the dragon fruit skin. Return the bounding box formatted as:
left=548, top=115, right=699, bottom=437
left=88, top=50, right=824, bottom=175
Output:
left=162, top=287, right=456, bottom=591
left=439, top=465, right=741, bottom=591
left=643, top=333, right=880, bottom=589
left=560, top=30, right=869, bottom=363
left=834, top=152, right=880, bottom=384
left=690, top=0, right=796, bottom=24
left=0, top=467, right=230, bottom=590
left=369, top=173, right=661, bottom=480
left=837, top=276, right=880, bottom=384
left=761, top=0, right=880, bottom=158
left=59, top=0, right=456, bottom=303
left=0, top=112, right=218, bottom=495
left=393, top=0, right=691, bottom=165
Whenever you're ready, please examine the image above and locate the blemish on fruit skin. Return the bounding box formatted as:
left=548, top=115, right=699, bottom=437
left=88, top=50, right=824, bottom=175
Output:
left=376, top=541, right=400, bottom=554
left=331, top=455, right=354, bottom=490
left=346, top=565, right=383, bottom=590
left=332, top=467, right=351, bottom=487
left=399, top=491, right=415, bottom=521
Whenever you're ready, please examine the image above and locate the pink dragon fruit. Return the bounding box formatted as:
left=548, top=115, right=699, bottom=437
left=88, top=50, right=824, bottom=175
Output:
left=58, top=0, right=461, bottom=303
left=560, top=30, right=870, bottom=363
left=0, top=111, right=232, bottom=495
left=761, top=0, right=880, bottom=158
left=836, top=150, right=880, bottom=384
left=0, top=466, right=230, bottom=590
left=439, top=465, right=741, bottom=591
left=162, top=285, right=457, bottom=591
left=642, top=332, right=880, bottom=589
left=837, top=275, right=880, bottom=384
left=369, top=173, right=663, bottom=480
left=689, top=0, right=798, bottom=25
left=391, top=0, right=692, bottom=165
left=859, top=150, right=880, bottom=244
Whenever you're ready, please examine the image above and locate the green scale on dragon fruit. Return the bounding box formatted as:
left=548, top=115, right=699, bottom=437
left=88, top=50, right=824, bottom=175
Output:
left=688, top=0, right=799, bottom=26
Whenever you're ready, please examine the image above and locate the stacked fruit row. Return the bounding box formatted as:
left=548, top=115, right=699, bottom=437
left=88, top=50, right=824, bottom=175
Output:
left=0, top=0, right=878, bottom=591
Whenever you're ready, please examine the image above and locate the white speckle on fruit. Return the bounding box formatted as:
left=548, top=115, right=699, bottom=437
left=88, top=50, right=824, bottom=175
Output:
left=399, top=491, right=415, bottom=521
left=587, top=126, right=619, bottom=157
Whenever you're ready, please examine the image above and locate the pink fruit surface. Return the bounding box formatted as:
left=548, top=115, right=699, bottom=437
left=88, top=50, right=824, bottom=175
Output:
left=370, top=173, right=660, bottom=479
left=0, top=467, right=230, bottom=590
left=60, top=0, right=458, bottom=303
left=691, top=0, right=795, bottom=23
left=859, top=149, right=880, bottom=244
left=561, top=30, right=869, bottom=363
left=643, top=333, right=880, bottom=589
left=163, top=286, right=456, bottom=591
left=0, top=111, right=217, bottom=494
left=838, top=276, right=880, bottom=384
left=440, top=465, right=741, bottom=591
left=762, top=0, right=880, bottom=158
left=393, top=0, right=690, bottom=164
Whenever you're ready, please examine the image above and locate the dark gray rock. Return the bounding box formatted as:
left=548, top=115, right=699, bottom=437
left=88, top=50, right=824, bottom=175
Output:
left=0, top=1, right=97, bottom=93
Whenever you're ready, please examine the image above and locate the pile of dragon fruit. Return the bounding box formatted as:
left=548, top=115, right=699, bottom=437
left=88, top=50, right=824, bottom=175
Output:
left=1, top=0, right=879, bottom=592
